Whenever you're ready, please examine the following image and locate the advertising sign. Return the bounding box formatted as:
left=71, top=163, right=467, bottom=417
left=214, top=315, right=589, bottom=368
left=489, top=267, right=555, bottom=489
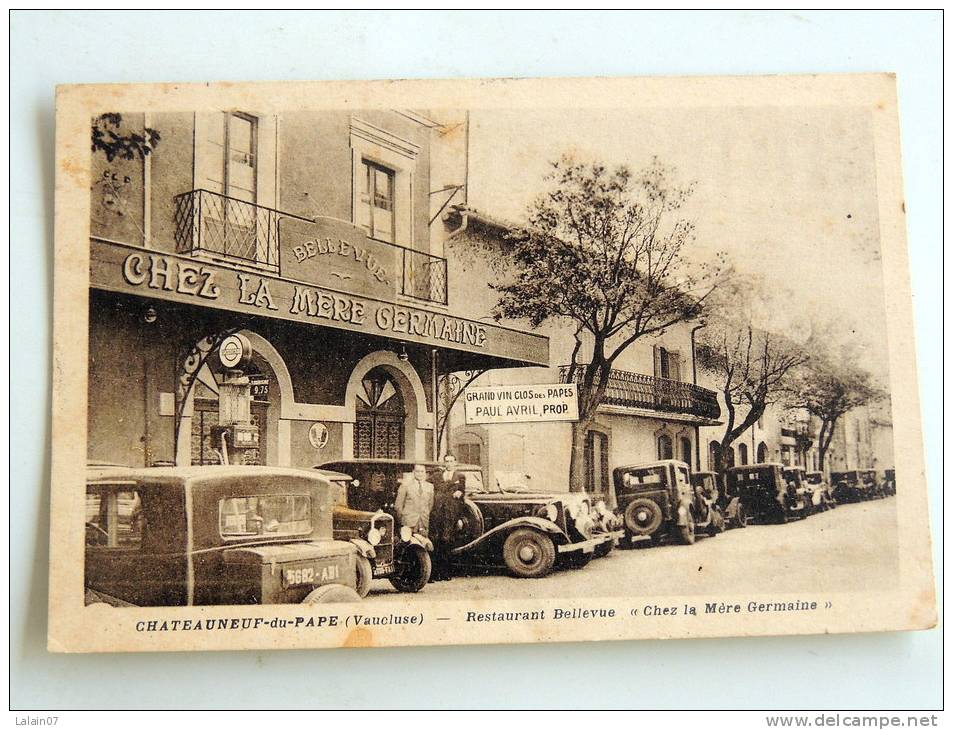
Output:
left=464, top=384, right=579, bottom=424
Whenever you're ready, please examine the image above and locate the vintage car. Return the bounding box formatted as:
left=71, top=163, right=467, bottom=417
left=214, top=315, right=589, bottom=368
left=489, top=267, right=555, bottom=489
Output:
left=85, top=465, right=363, bottom=606
left=613, top=460, right=725, bottom=545
left=860, top=469, right=886, bottom=498
left=725, top=463, right=810, bottom=524
left=452, top=466, right=619, bottom=578
left=782, top=466, right=830, bottom=514
left=691, top=470, right=746, bottom=528
left=804, top=470, right=837, bottom=508
left=881, top=468, right=897, bottom=496
left=314, top=460, right=436, bottom=595
left=830, top=470, right=872, bottom=503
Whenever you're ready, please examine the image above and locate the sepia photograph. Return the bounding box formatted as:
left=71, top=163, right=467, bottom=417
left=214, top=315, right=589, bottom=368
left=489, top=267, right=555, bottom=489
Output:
left=46, top=73, right=935, bottom=655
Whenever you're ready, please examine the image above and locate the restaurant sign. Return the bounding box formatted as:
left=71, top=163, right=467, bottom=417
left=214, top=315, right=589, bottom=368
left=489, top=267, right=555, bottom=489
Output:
left=90, top=240, right=549, bottom=366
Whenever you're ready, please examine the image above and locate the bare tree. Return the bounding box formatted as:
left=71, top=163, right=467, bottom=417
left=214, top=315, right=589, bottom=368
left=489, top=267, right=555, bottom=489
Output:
left=696, top=279, right=808, bottom=470
left=492, top=156, right=721, bottom=489
left=784, top=353, right=884, bottom=472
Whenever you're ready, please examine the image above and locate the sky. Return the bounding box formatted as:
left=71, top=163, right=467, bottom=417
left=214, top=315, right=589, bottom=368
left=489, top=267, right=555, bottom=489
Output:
left=444, top=105, right=890, bottom=380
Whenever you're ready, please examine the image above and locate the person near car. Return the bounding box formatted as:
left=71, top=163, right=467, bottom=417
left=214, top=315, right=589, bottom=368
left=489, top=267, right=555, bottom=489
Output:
left=395, top=464, right=435, bottom=537
left=430, top=453, right=466, bottom=581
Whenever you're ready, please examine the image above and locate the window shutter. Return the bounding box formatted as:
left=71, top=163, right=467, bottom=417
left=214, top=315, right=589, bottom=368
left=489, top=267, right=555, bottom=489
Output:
left=671, top=352, right=681, bottom=382
left=653, top=346, right=661, bottom=378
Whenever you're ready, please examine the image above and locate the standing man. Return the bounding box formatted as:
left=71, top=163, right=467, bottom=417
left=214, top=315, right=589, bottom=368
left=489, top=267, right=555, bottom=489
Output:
left=431, top=453, right=467, bottom=581
left=394, top=464, right=435, bottom=537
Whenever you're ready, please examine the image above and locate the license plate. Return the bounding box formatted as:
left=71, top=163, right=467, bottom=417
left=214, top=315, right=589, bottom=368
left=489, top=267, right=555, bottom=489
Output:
left=282, top=561, right=341, bottom=588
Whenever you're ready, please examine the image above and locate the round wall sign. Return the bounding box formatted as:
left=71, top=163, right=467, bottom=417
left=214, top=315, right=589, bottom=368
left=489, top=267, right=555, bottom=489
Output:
left=218, top=334, right=251, bottom=369
left=309, top=422, right=330, bottom=450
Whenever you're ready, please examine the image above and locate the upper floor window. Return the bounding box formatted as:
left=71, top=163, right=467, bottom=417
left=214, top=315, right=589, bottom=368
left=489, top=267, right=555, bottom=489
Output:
left=359, top=159, right=396, bottom=243
left=654, top=346, right=682, bottom=381
left=207, top=112, right=259, bottom=203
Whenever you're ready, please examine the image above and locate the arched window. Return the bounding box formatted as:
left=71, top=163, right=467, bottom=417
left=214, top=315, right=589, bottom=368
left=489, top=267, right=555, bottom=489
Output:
left=708, top=441, right=722, bottom=471
left=757, top=441, right=769, bottom=463
left=657, top=434, right=674, bottom=460
left=724, top=446, right=736, bottom=469
left=680, top=437, right=692, bottom=466
left=738, top=443, right=749, bottom=466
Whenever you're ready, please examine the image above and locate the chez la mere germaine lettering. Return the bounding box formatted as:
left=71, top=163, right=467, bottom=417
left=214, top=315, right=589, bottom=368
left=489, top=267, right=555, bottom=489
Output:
left=120, top=251, right=487, bottom=348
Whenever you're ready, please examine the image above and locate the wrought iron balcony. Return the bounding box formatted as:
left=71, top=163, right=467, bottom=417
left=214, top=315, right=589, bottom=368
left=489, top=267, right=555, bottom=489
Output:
left=560, top=365, right=721, bottom=421
left=173, top=189, right=449, bottom=305
left=174, top=189, right=290, bottom=272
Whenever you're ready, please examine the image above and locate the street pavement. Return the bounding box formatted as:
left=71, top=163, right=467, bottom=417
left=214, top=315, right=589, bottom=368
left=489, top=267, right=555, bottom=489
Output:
left=368, top=497, right=899, bottom=602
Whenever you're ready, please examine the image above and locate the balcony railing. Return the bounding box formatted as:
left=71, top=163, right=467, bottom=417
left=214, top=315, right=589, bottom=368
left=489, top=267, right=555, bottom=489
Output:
left=560, top=365, right=721, bottom=421
left=174, top=189, right=449, bottom=305
left=174, top=189, right=293, bottom=272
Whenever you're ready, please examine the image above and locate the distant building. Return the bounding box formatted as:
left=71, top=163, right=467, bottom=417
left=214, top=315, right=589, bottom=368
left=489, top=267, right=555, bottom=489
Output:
left=436, top=208, right=721, bottom=498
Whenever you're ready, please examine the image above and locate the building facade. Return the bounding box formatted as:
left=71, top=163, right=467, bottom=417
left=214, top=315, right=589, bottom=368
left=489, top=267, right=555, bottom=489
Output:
left=88, top=110, right=547, bottom=469
left=436, top=208, right=721, bottom=498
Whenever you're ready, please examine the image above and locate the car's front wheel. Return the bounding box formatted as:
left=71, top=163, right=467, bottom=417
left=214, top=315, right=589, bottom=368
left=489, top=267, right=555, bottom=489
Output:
left=389, top=545, right=432, bottom=593
left=502, top=528, right=556, bottom=578
left=355, top=555, right=373, bottom=598
left=677, top=512, right=696, bottom=545
left=302, top=584, right=362, bottom=604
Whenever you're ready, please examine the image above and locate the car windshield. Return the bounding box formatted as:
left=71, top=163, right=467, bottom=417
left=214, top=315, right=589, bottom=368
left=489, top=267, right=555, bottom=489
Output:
left=456, top=469, right=485, bottom=492
left=619, top=466, right=668, bottom=491
left=783, top=470, right=803, bottom=487
left=805, top=473, right=823, bottom=485
left=219, top=494, right=312, bottom=538
left=493, top=471, right=546, bottom=493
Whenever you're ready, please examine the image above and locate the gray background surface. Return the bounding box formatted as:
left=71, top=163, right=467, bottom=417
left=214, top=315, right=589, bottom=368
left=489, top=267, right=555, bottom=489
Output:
left=10, top=10, right=942, bottom=709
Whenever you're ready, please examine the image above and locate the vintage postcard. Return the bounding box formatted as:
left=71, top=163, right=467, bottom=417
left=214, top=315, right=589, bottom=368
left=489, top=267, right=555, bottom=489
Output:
left=49, top=74, right=936, bottom=653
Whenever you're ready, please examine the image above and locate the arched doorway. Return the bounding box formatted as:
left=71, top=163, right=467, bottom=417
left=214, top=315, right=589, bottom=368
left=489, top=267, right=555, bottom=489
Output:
left=757, top=441, right=769, bottom=463
left=353, top=367, right=406, bottom=459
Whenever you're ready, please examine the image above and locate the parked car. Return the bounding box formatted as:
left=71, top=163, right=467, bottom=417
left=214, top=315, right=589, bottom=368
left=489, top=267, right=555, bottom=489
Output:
left=613, top=460, right=726, bottom=546
left=85, top=465, right=363, bottom=606
left=314, top=460, right=438, bottom=595
left=692, top=470, right=747, bottom=528
left=830, top=470, right=870, bottom=503
left=881, top=468, right=897, bottom=496
left=725, top=463, right=810, bottom=524
left=860, top=469, right=886, bottom=498
left=804, top=470, right=837, bottom=508
left=783, top=466, right=830, bottom=513
left=452, top=466, right=619, bottom=578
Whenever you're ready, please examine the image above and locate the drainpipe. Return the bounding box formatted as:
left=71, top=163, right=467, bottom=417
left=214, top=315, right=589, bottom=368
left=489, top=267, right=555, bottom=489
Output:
left=690, top=321, right=706, bottom=471
left=431, top=348, right=440, bottom=460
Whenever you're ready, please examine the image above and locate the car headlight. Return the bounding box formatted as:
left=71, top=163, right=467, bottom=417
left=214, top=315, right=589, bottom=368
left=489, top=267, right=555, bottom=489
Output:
left=367, top=527, right=382, bottom=546
left=536, top=503, right=558, bottom=521
left=574, top=514, right=594, bottom=537
left=400, top=525, right=413, bottom=542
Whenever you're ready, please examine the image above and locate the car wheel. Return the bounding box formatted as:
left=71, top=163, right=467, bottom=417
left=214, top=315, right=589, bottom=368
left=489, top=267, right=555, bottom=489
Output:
left=502, top=528, right=557, bottom=578
left=678, top=512, right=696, bottom=545
left=302, top=584, right=362, bottom=604
left=454, top=499, right=485, bottom=548
left=734, top=503, right=748, bottom=528
left=354, top=555, right=373, bottom=598
left=708, top=507, right=726, bottom=536
left=623, top=498, right=663, bottom=538
left=389, top=545, right=432, bottom=593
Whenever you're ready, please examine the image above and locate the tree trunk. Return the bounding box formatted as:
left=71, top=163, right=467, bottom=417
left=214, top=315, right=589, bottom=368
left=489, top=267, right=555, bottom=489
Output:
left=817, top=416, right=837, bottom=472
left=568, top=419, right=590, bottom=492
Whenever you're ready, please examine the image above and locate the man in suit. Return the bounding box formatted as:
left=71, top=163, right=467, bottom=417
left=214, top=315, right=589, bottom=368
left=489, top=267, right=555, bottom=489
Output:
left=430, top=453, right=468, bottom=581
left=394, top=464, right=435, bottom=537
